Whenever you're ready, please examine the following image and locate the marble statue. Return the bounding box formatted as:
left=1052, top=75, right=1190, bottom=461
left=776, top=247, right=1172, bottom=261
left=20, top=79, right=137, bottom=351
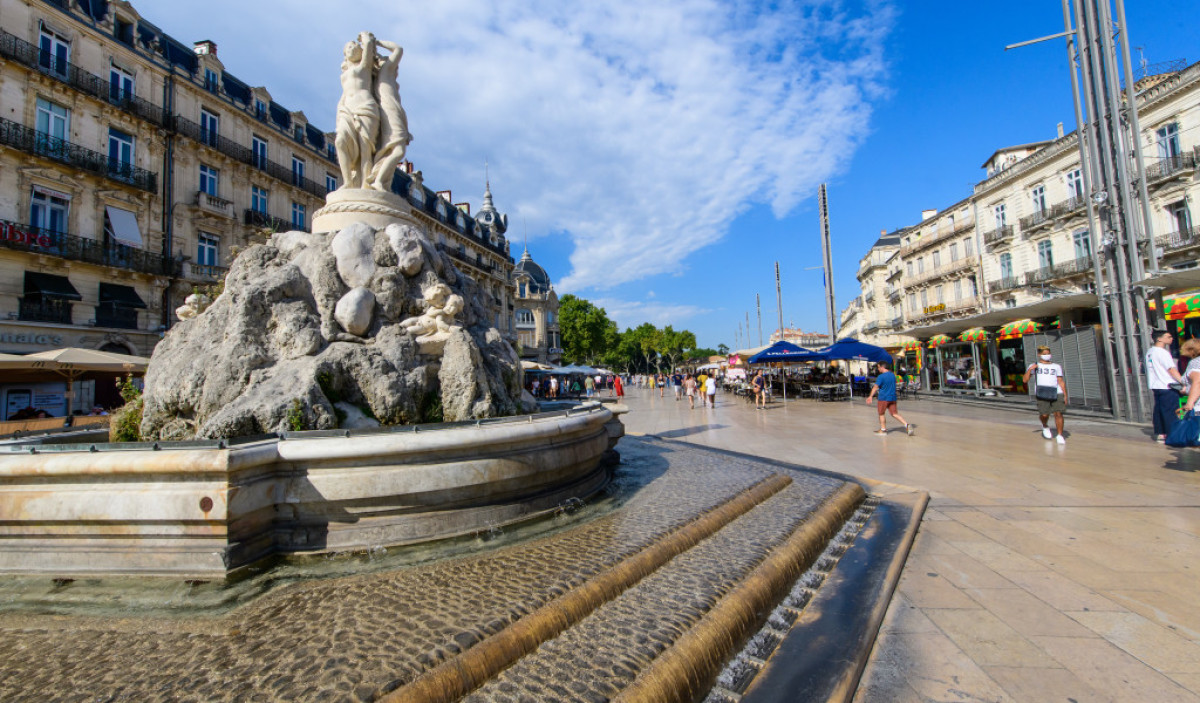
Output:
left=334, top=32, right=411, bottom=191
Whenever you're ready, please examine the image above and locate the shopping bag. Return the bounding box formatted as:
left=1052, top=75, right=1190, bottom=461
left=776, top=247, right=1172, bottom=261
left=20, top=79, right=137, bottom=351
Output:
left=1165, top=409, right=1200, bottom=448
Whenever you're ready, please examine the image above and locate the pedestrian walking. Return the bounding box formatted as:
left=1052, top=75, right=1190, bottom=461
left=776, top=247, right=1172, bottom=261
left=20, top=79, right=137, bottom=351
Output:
left=752, top=370, right=766, bottom=410
left=1179, top=337, right=1200, bottom=428
left=614, top=374, right=624, bottom=399
left=705, top=374, right=717, bottom=408
left=658, top=373, right=666, bottom=398
left=1023, top=345, right=1068, bottom=444
left=673, top=371, right=683, bottom=401
left=1147, top=329, right=1184, bottom=443
left=865, top=360, right=914, bottom=435
left=684, top=373, right=697, bottom=409
left=584, top=374, right=595, bottom=398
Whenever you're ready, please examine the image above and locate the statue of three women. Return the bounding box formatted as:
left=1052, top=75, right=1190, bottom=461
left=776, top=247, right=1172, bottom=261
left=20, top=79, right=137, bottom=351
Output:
left=335, top=32, right=411, bottom=192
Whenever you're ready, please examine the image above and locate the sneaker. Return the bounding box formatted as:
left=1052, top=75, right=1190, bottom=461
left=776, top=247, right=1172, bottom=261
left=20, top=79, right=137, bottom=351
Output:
left=906, top=423, right=916, bottom=436
left=1155, top=435, right=1166, bottom=444
left=874, top=429, right=887, bottom=435
left=1056, top=435, right=1066, bottom=445
left=1042, top=428, right=1053, bottom=440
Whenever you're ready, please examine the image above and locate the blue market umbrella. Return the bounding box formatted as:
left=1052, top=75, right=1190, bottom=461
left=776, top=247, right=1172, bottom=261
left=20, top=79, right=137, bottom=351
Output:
left=813, top=338, right=893, bottom=398
left=747, top=341, right=822, bottom=364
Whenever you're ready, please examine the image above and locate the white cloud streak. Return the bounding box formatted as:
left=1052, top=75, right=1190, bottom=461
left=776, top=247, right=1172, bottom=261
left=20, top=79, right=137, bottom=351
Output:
left=592, top=298, right=711, bottom=330
left=152, top=0, right=892, bottom=293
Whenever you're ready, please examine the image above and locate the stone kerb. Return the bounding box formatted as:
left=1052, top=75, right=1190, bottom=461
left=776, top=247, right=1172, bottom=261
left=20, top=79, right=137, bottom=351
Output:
left=311, top=187, right=415, bottom=233
left=0, top=405, right=617, bottom=577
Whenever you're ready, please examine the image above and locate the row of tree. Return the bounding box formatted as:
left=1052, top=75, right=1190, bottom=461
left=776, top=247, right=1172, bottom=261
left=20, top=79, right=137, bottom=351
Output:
left=557, top=294, right=727, bottom=373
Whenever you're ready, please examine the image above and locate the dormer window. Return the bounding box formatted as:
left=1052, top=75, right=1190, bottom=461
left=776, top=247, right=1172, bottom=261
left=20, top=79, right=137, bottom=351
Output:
left=204, top=68, right=219, bottom=93
left=293, top=125, right=304, bottom=142
left=255, top=100, right=266, bottom=120
left=114, top=17, right=134, bottom=45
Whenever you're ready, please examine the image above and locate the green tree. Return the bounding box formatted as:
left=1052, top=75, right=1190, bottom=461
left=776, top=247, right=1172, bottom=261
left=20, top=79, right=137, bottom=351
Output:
left=558, top=294, right=616, bottom=365
left=657, top=326, right=697, bottom=372
left=717, top=344, right=730, bottom=355
left=687, top=347, right=719, bottom=361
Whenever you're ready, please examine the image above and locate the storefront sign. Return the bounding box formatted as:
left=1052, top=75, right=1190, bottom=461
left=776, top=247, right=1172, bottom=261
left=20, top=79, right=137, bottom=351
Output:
left=0, top=221, right=54, bottom=248
left=0, top=332, right=64, bottom=346
left=923, top=303, right=946, bottom=314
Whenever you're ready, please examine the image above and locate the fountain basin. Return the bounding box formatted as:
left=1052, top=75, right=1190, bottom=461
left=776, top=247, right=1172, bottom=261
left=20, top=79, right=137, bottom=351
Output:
left=0, top=403, right=623, bottom=577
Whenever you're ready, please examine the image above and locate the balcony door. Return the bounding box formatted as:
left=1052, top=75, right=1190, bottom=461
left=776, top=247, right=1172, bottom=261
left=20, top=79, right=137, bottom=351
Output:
left=30, top=187, right=69, bottom=235
left=38, top=26, right=70, bottom=75
left=107, top=128, right=134, bottom=180
left=35, top=98, right=69, bottom=158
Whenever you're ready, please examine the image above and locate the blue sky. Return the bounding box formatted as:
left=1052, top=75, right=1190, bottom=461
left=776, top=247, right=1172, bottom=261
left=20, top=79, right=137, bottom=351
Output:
left=148, top=1, right=1196, bottom=350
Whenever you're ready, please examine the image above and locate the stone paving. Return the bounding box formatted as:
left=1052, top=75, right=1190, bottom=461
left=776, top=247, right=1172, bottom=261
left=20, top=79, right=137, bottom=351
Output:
left=0, top=432, right=848, bottom=702
left=620, top=386, right=1200, bottom=702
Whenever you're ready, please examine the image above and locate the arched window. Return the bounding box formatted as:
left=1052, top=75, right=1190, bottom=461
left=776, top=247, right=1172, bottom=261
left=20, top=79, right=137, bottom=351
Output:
left=515, top=308, right=535, bottom=327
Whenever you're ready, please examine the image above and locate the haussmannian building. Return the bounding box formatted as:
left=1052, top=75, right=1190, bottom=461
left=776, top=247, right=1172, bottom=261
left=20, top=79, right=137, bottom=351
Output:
left=511, top=247, right=560, bottom=365
left=0, top=0, right=514, bottom=411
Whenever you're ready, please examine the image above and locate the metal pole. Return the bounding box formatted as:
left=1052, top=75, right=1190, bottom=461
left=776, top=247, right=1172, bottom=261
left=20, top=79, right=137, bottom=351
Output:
left=1113, top=0, right=1160, bottom=274
left=746, top=311, right=752, bottom=349
left=1061, top=0, right=1122, bottom=420
left=776, top=261, right=787, bottom=402
left=756, top=294, right=763, bottom=347
left=818, top=184, right=837, bottom=341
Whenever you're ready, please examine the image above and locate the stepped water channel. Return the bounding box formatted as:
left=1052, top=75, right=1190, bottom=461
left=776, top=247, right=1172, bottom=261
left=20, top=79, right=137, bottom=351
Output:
left=0, top=434, right=924, bottom=702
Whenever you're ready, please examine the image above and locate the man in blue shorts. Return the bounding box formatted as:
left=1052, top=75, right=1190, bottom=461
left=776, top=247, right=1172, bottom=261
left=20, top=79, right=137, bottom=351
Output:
left=866, top=360, right=914, bottom=436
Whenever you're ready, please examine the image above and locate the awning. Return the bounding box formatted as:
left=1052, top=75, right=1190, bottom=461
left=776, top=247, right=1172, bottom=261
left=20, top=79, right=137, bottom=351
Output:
left=24, top=271, right=81, bottom=300
left=998, top=319, right=1043, bottom=340
left=901, top=292, right=1097, bottom=338
left=104, top=206, right=143, bottom=248
left=902, top=341, right=922, bottom=352
left=959, top=328, right=989, bottom=342
left=99, top=283, right=147, bottom=309
left=1134, top=268, right=1200, bottom=296
left=928, top=334, right=952, bottom=348
left=1163, top=294, right=1200, bottom=321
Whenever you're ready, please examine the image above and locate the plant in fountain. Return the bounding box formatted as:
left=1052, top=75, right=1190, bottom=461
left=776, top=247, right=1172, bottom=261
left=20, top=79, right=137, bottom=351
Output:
left=109, top=374, right=144, bottom=442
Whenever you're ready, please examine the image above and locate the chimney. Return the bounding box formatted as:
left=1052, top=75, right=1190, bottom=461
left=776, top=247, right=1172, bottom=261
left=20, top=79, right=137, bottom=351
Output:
left=437, top=190, right=452, bottom=203
left=193, top=40, right=217, bottom=56
left=880, top=229, right=886, bottom=236
left=1056, top=122, right=1064, bottom=138
left=921, top=209, right=937, bottom=221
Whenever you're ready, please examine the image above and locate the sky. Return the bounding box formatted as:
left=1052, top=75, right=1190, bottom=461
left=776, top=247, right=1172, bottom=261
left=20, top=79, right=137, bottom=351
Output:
left=147, top=0, right=1198, bottom=351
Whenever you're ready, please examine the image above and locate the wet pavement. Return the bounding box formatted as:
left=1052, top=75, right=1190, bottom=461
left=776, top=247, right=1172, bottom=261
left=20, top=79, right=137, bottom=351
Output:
left=0, top=434, right=851, bottom=702
left=620, top=386, right=1200, bottom=702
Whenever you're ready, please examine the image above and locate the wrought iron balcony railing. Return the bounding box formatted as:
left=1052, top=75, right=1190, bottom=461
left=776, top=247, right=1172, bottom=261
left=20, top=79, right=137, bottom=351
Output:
left=0, top=219, right=178, bottom=276
left=1156, top=225, right=1200, bottom=253
left=1145, top=150, right=1198, bottom=183
left=0, top=30, right=167, bottom=126
left=0, top=118, right=158, bottom=192
left=1019, top=208, right=1052, bottom=232
left=244, top=209, right=296, bottom=233
left=19, top=297, right=72, bottom=324
left=983, top=224, right=1015, bottom=247
left=898, top=218, right=976, bottom=257
left=174, top=115, right=329, bottom=198
left=988, top=276, right=1021, bottom=292
left=184, top=262, right=229, bottom=281
left=1025, top=256, right=1094, bottom=285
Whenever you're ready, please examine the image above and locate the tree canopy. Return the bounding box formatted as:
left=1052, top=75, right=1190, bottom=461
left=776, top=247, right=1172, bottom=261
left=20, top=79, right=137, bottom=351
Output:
left=556, top=295, right=718, bottom=373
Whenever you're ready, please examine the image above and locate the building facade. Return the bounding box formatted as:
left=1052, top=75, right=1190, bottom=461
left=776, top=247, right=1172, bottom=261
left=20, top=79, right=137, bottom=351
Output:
left=511, top=248, right=560, bottom=365
left=0, top=0, right=514, bottom=412
left=768, top=327, right=832, bottom=348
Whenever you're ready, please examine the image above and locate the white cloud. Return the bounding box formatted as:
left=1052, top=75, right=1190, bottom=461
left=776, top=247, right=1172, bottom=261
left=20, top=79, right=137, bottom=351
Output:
left=593, top=298, right=711, bottom=330
left=149, top=0, right=892, bottom=293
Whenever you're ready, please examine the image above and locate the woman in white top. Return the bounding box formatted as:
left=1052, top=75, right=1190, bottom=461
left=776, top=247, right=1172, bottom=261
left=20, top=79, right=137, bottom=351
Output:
left=1022, top=345, right=1068, bottom=445
left=1180, top=337, right=1200, bottom=419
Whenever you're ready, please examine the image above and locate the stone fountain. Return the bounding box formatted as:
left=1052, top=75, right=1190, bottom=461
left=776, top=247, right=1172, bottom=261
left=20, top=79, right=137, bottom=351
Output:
left=0, top=33, right=927, bottom=703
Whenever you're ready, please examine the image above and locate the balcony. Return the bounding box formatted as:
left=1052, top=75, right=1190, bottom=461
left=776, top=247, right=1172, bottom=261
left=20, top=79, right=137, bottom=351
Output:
left=196, top=191, right=234, bottom=218
left=1025, top=256, right=1094, bottom=285
left=438, top=243, right=497, bottom=275
left=988, top=276, right=1022, bottom=293
left=0, top=30, right=167, bottom=126
left=862, top=320, right=880, bottom=334
left=1145, top=150, right=1197, bottom=185
left=1047, top=195, right=1086, bottom=221
left=864, top=289, right=875, bottom=305
left=906, top=256, right=975, bottom=287
left=1156, top=225, right=1200, bottom=254
left=886, top=286, right=901, bottom=302
left=244, top=209, right=295, bottom=233
left=183, top=261, right=229, bottom=282
left=0, top=118, right=157, bottom=193
left=1019, top=208, right=1052, bottom=233
left=18, top=297, right=72, bottom=324
left=898, top=218, right=976, bottom=257
left=95, top=306, right=138, bottom=330
left=891, top=315, right=904, bottom=328
left=983, top=224, right=1015, bottom=247
left=0, top=219, right=178, bottom=276
left=174, top=116, right=329, bottom=199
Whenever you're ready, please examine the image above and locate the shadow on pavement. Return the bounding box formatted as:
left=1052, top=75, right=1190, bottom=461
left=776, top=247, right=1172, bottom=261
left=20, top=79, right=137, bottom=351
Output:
left=655, top=425, right=728, bottom=439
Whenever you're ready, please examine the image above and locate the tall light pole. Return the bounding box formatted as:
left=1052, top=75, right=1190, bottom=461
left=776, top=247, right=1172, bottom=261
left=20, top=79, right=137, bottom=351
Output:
left=818, top=184, right=837, bottom=342
left=756, top=294, right=763, bottom=347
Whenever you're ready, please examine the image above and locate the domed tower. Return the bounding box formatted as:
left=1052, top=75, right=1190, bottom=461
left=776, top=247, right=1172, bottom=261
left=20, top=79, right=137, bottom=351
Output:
left=512, top=247, right=560, bottom=364
left=474, top=179, right=508, bottom=251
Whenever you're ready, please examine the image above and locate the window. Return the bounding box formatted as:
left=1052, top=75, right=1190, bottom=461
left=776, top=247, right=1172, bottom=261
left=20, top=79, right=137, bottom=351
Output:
left=993, top=203, right=1007, bottom=229
left=932, top=250, right=941, bottom=268
left=199, top=164, right=219, bottom=196
left=252, top=136, right=268, bottom=169
left=1169, top=200, right=1192, bottom=235
left=113, top=17, right=134, bottom=45
left=518, top=281, right=527, bottom=297
left=515, top=308, right=535, bottom=327
left=1073, top=230, right=1092, bottom=260
left=907, top=293, right=916, bottom=312
left=291, top=201, right=306, bottom=230
left=1156, top=123, right=1181, bottom=159
left=204, top=68, right=220, bottom=93
left=109, top=65, right=133, bottom=103
left=38, top=25, right=70, bottom=75
left=35, top=98, right=69, bottom=156
left=326, top=173, right=338, bottom=193
left=916, top=257, right=924, bottom=274
left=292, top=156, right=305, bottom=187
left=197, top=232, right=219, bottom=266
left=968, top=276, right=978, bottom=297
left=1005, top=299, right=1017, bottom=309
left=1037, top=240, right=1054, bottom=270
left=964, top=237, right=973, bottom=258
left=293, top=125, right=304, bottom=142
left=107, top=128, right=134, bottom=178
left=949, top=243, right=958, bottom=262
left=999, top=253, right=1013, bottom=280
left=30, top=187, right=69, bottom=234
left=1066, top=168, right=1084, bottom=200
left=954, top=279, right=962, bottom=301
left=920, top=290, right=928, bottom=309
left=935, top=285, right=944, bottom=304
left=200, top=109, right=219, bottom=147
left=251, top=186, right=268, bottom=214
left=1031, top=184, right=1046, bottom=213
left=255, top=99, right=267, bottom=120
left=906, top=261, right=913, bottom=277
left=547, top=311, right=557, bottom=325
